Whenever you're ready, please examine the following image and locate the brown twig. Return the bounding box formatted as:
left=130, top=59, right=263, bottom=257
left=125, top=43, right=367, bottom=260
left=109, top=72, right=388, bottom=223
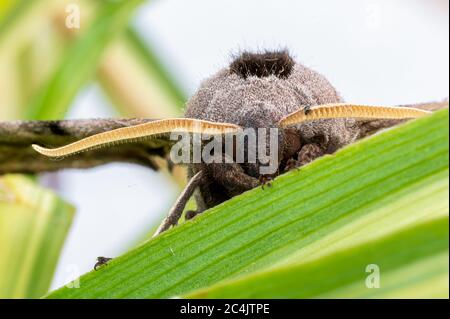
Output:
left=0, top=118, right=173, bottom=175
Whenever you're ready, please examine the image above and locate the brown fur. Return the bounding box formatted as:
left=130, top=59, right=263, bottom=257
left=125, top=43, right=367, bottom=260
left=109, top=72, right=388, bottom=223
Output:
left=229, top=50, right=295, bottom=79
left=185, top=50, right=359, bottom=210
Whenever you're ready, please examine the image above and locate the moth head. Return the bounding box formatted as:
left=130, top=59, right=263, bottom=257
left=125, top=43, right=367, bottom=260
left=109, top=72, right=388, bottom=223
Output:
left=184, top=50, right=345, bottom=175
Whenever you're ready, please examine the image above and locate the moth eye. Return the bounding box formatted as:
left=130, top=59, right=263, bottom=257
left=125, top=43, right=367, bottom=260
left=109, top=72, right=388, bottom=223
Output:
left=310, top=134, right=326, bottom=145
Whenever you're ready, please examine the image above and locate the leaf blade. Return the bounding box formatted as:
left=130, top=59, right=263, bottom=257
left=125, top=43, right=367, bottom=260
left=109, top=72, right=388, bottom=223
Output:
left=46, top=109, right=449, bottom=298
left=0, top=175, right=74, bottom=298
left=185, top=217, right=449, bottom=298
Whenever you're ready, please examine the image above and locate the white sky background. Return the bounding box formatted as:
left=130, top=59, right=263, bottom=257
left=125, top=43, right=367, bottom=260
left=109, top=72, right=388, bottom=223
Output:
left=50, top=0, right=449, bottom=289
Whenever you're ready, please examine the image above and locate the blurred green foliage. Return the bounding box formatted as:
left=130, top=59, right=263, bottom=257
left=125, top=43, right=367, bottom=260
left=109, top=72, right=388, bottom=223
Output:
left=0, top=175, right=74, bottom=298
left=0, top=0, right=186, bottom=298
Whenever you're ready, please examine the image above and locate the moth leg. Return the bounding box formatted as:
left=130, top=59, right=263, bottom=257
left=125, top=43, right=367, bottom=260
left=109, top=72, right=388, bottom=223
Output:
left=183, top=166, right=209, bottom=221
left=258, top=174, right=273, bottom=189
left=284, top=158, right=300, bottom=172
left=184, top=191, right=207, bottom=220
left=209, top=163, right=260, bottom=197
left=284, top=143, right=324, bottom=171
left=153, top=170, right=206, bottom=237
left=185, top=209, right=201, bottom=220
left=297, top=143, right=324, bottom=166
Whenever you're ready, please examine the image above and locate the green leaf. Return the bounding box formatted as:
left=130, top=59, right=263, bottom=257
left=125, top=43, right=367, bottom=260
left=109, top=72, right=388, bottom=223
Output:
left=45, top=109, right=449, bottom=298
left=25, top=0, right=144, bottom=120
left=0, top=175, right=75, bottom=298
left=185, top=216, right=448, bottom=298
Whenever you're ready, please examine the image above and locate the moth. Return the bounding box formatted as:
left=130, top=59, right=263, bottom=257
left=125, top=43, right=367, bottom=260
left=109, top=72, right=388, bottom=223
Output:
left=31, top=50, right=446, bottom=236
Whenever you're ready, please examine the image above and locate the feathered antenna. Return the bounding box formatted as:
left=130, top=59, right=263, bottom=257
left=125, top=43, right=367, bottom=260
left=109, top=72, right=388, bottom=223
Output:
left=32, top=118, right=241, bottom=158
left=279, top=103, right=431, bottom=127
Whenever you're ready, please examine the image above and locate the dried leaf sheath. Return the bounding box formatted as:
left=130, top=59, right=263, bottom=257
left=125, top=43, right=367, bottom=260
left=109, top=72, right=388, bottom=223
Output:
left=32, top=118, right=241, bottom=158
left=279, top=103, right=431, bottom=127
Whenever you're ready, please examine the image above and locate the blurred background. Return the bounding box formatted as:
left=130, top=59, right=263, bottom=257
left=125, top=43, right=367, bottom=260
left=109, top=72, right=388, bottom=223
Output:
left=0, top=0, right=448, bottom=296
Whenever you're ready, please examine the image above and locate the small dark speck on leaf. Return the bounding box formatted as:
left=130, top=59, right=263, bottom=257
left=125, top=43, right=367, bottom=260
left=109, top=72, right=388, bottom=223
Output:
left=94, top=256, right=113, bottom=271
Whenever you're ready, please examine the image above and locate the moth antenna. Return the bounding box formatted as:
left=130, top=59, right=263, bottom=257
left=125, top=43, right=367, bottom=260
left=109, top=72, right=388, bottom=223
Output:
left=32, top=118, right=241, bottom=158
left=279, top=103, right=432, bottom=127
